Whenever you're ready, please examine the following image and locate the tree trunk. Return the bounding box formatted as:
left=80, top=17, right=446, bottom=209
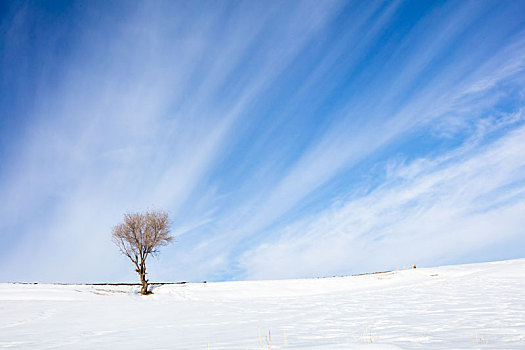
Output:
left=139, top=271, right=149, bottom=295
left=137, top=262, right=149, bottom=295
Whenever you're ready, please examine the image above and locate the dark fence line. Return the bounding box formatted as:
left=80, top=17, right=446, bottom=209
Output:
left=9, top=282, right=190, bottom=285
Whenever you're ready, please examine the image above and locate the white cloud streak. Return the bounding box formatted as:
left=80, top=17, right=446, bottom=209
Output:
left=1, top=1, right=525, bottom=283
left=0, top=1, right=344, bottom=282
left=195, top=2, right=525, bottom=256
left=239, top=116, right=525, bottom=279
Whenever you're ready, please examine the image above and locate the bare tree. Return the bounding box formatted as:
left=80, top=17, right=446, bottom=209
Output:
left=112, top=210, right=173, bottom=295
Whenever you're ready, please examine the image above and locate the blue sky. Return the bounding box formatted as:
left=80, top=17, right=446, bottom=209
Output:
left=1, top=0, right=525, bottom=283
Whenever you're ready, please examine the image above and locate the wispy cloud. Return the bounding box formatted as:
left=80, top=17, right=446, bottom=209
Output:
left=183, top=1, right=525, bottom=280
left=239, top=115, right=525, bottom=279
left=1, top=1, right=524, bottom=282
left=0, top=1, right=344, bottom=282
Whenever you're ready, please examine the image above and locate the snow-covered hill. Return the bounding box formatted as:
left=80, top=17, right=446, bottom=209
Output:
left=1, top=259, right=524, bottom=349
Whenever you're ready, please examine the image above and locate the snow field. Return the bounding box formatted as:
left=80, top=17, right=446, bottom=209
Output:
left=1, top=259, right=524, bottom=349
